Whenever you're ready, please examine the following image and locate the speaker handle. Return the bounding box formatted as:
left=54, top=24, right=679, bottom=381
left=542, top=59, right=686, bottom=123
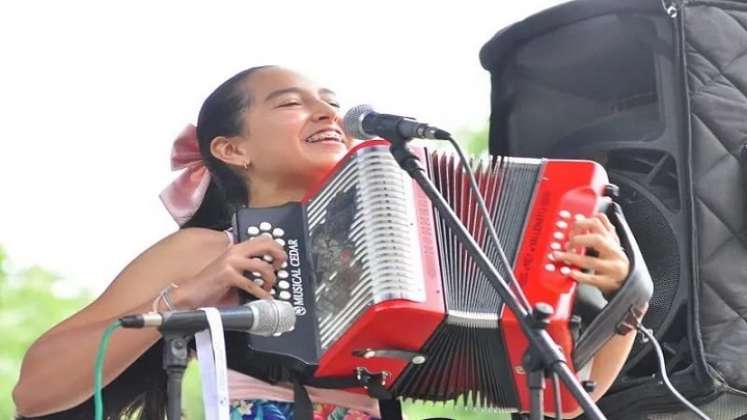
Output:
left=572, top=202, right=655, bottom=369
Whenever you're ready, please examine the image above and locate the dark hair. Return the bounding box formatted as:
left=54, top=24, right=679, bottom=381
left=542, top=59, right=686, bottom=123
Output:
left=183, top=65, right=275, bottom=230
left=18, top=66, right=273, bottom=420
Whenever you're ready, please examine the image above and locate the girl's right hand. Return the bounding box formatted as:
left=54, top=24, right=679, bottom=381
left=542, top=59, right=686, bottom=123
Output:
left=174, top=236, right=287, bottom=308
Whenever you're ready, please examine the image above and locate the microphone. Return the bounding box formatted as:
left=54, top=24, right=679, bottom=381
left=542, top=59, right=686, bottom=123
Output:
left=119, top=299, right=296, bottom=336
left=343, top=104, right=451, bottom=141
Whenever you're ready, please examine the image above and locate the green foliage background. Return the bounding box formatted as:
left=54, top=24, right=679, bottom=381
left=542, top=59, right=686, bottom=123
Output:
left=2, top=128, right=510, bottom=419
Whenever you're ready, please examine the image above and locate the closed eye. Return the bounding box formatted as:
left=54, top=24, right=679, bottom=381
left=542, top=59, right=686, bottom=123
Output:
left=277, top=101, right=301, bottom=108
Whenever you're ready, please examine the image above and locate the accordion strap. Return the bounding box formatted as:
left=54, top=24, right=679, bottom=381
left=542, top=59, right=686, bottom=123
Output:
left=292, top=371, right=402, bottom=420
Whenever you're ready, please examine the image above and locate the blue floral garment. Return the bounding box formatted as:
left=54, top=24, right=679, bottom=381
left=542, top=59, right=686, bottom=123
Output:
left=230, top=399, right=380, bottom=420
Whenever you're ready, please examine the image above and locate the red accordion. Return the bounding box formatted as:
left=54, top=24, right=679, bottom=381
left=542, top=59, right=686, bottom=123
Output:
left=227, top=140, right=652, bottom=414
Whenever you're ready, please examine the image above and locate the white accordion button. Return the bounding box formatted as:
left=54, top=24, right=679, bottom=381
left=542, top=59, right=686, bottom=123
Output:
left=247, top=226, right=260, bottom=236
left=559, top=210, right=571, bottom=219
left=279, top=291, right=291, bottom=300
left=278, top=280, right=290, bottom=289
left=556, top=220, right=569, bottom=229
left=574, top=214, right=586, bottom=221
left=272, top=227, right=285, bottom=237
left=280, top=261, right=288, bottom=269
left=259, top=222, right=272, bottom=231
left=262, top=254, right=274, bottom=263
left=553, top=232, right=565, bottom=240
left=253, top=278, right=264, bottom=287
left=277, top=270, right=289, bottom=279
left=544, top=263, right=556, bottom=272
left=550, top=242, right=562, bottom=250
left=560, top=266, right=572, bottom=276
left=275, top=238, right=286, bottom=247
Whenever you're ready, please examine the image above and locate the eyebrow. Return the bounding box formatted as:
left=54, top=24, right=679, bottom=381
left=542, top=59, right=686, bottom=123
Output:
left=264, top=87, right=337, bottom=102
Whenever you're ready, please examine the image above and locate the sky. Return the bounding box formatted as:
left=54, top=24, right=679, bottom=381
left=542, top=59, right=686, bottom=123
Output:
left=0, top=0, right=566, bottom=295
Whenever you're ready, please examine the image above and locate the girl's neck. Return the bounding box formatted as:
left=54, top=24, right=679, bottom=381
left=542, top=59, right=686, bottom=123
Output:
left=246, top=182, right=309, bottom=208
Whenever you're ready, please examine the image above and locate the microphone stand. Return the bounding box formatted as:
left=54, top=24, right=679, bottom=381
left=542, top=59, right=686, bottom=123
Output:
left=162, top=332, right=191, bottom=420
left=386, top=137, right=606, bottom=420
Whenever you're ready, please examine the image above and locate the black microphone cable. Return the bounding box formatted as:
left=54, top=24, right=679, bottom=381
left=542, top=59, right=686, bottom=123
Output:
left=636, top=324, right=710, bottom=419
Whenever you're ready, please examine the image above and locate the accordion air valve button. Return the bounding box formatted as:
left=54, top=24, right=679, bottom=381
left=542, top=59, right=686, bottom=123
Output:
left=259, top=222, right=272, bottom=231
left=247, top=226, right=260, bottom=236
left=412, top=355, right=427, bottom=365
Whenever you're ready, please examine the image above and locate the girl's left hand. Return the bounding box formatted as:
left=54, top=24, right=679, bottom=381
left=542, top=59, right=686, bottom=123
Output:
left=552, top=213, right=629, bottom=297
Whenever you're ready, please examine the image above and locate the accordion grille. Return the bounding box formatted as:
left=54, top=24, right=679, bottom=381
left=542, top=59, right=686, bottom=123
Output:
left=306, top=145, right=426, bottom=351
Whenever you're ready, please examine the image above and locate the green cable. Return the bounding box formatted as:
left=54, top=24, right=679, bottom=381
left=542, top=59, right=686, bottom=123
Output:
left=94, top=320, right=122, bottom=420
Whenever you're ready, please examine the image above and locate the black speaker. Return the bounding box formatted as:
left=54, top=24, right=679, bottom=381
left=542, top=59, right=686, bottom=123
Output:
left=481, top=9, right=700, bottom=387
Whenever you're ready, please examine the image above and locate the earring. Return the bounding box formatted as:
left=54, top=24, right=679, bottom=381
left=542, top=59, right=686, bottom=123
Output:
left=242, top=161, right=250, bottom=170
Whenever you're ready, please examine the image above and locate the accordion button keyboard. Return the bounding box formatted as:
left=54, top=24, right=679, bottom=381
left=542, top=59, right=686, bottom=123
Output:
left=241, top=219, right=297, bottom=302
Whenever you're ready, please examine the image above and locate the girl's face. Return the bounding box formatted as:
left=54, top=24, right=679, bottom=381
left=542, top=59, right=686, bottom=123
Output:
left=235, top=67, right=352, bottom=194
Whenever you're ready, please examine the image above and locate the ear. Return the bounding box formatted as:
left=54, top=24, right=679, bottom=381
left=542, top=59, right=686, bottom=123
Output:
left=210, top=136, right=251, bottom=168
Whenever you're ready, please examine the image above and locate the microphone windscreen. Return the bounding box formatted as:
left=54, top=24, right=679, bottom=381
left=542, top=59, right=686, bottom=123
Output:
left=343, top=104, right=376, bottom=140
left=248, top=299, right=296, bottom=336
